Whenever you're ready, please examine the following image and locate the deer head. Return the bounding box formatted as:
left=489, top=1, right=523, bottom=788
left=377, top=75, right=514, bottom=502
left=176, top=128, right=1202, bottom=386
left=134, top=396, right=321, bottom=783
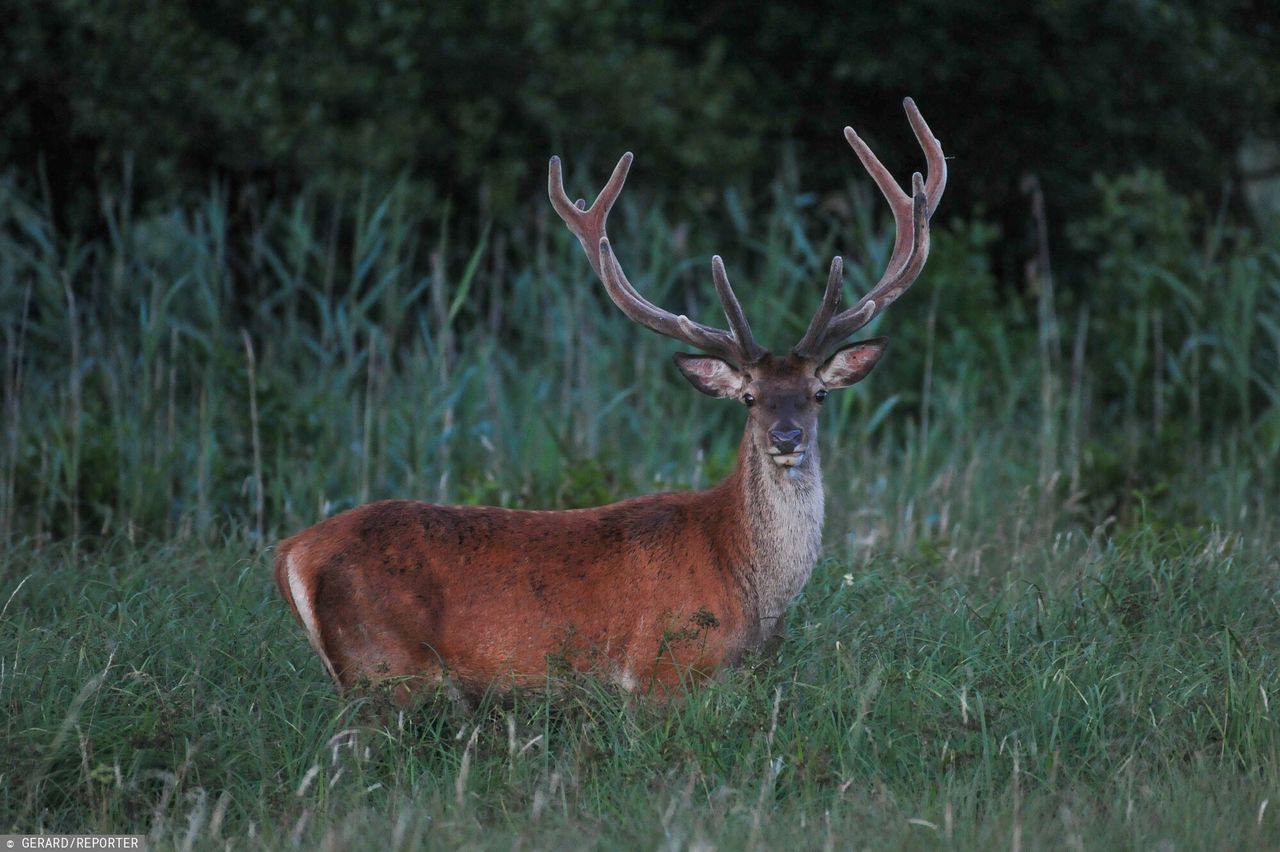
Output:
left=549, top=98, right=947, bottom=472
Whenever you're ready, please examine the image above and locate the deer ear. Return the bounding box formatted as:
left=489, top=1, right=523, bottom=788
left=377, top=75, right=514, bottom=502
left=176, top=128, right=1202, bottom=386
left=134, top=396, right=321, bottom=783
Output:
left=673, top=353, right=746, bottom=398
left=816, top=338, right=888, bottom=388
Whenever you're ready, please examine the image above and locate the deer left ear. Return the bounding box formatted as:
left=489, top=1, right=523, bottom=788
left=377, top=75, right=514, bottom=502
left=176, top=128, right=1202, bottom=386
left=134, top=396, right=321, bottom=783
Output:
left=816, top=338, right=888, bottom=388
left=673, top=353, right=746, bottom=398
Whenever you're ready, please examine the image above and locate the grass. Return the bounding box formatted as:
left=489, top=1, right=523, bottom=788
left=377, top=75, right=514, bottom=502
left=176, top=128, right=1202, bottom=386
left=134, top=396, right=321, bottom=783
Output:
left=1, top=166, right=1279, bottom=848
left=2, top=524, right=1278, bottom=848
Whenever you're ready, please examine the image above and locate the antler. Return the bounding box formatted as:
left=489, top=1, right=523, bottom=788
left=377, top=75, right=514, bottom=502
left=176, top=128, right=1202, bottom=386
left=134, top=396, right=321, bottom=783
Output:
left=793, top=98, right=947, bottom=361
left=549, top=154, right=766, bottom=366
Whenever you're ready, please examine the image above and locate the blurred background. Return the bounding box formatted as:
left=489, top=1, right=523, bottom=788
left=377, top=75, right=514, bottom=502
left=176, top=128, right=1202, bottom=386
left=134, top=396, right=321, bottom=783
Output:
left=2, top=0, right=1279, bottom=545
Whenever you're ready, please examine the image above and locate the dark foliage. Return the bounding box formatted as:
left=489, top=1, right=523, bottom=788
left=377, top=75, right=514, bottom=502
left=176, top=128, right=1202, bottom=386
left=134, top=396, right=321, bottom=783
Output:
left=3, top=0, right=1277, bottom=288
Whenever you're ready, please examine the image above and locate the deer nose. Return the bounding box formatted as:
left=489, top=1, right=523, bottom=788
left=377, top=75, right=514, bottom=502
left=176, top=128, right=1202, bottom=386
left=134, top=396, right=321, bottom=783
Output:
left=769, top=428, right=804, bottom=453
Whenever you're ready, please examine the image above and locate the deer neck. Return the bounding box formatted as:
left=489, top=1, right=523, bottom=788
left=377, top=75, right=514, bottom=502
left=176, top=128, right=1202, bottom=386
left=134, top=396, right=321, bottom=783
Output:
left=723, top=425, right=825, bottom=635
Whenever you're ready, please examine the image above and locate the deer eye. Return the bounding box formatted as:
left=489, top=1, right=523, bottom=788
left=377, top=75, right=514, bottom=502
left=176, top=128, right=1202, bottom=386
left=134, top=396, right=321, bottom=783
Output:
left=815, top=389, right=828, bottom=403
left=742, top=393, right=756, bottom=407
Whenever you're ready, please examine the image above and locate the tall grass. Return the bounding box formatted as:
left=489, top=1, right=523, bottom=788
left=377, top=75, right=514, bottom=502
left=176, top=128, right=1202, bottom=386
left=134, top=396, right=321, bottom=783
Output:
left=1, top=165, right=1279, bottom=846
left=1, top=167, right=1276, bottom=547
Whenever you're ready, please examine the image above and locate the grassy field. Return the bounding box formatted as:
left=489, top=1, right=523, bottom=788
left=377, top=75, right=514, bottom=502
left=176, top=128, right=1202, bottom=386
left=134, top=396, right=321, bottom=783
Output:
left=3, top=520, right=1278, bottom=849
left=2, top=170, right=1279, bottom=848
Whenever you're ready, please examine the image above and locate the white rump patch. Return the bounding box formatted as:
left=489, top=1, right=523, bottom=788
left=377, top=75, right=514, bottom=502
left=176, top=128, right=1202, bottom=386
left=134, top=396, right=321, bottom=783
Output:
left=287, top=551, right=339, bottom=683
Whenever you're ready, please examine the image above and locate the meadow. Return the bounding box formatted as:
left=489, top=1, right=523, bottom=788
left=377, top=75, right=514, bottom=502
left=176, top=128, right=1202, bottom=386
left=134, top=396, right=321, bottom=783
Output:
left=1, top=166, right=1278, bottom=849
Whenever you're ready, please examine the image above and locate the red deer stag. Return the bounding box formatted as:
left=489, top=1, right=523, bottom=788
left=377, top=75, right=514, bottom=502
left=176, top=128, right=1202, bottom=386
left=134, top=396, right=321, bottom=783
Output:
left=275, top=99, right=946, bottom=703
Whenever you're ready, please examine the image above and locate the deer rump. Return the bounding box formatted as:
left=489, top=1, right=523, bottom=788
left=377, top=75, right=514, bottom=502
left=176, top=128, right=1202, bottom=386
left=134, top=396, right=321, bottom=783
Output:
left=275, top=496, right=758, bottom=702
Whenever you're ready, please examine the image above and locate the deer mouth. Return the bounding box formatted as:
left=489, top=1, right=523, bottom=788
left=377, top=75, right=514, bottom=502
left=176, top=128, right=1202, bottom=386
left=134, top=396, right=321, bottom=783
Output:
left=768, top=449, right=807, bottom=468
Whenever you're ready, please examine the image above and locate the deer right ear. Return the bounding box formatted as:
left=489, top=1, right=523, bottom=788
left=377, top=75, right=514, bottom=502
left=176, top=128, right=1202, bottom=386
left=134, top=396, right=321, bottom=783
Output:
left=673, top=353, right=746, bottom=398
left=816, top=337, right=889, bottom=387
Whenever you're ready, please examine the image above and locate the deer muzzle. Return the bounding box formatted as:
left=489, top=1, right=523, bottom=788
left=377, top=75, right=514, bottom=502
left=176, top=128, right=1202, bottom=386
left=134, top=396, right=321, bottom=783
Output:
left=767, top=428, right=807, bottom=467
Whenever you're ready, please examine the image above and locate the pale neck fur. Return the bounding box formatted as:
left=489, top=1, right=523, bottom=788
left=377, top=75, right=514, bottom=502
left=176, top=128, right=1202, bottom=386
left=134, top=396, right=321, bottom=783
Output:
left=727, top=426, right=826, bottom=636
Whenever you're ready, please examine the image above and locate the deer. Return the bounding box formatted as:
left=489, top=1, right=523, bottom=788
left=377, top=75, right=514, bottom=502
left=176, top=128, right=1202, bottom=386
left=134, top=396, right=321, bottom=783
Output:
left=274, top=99, right=946, bottom=705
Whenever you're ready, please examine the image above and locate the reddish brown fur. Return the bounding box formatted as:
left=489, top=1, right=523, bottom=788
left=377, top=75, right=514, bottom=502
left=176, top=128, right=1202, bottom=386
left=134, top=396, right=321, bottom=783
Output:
left=275, top=452, right=764, bottom=701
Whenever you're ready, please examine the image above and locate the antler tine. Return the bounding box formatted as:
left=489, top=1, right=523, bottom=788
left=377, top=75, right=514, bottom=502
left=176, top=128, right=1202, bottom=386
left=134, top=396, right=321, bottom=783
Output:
left=904, top=97, right=947, bottom=218
left=793, top=256, right=846, bottom=358
left=548, top=152, right=633, bottom=282
left=843, top=128, right=913, bottom=283
left=711, top=256, right=766, bottom=362
left=811, top=176, right=929, bottom=353
left=861, top=172, right=931, bottom=309
left=794, top=99, right=946, bottom=360
left=550, top=153, right=759, bottom=366
left=598, top=240, right=744, bottom=363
